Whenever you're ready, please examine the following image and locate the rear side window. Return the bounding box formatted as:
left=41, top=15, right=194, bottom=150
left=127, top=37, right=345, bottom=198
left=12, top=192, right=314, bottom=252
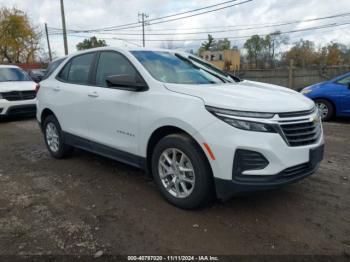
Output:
left=95, top=52, right=137, bottom=87
left=58, top=53, right=95, bottom=85
left=43, top=58, right=65, bottom=80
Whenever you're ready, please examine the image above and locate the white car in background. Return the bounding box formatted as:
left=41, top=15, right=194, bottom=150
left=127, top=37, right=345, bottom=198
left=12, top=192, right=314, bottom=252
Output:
left=0, top=65, right=38, bottom=117
left=36, top=47, right=324, bottom=209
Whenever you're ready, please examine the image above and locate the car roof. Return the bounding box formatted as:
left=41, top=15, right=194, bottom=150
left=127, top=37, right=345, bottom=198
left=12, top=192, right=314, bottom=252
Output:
left=64, top=46, right=186, bottom=58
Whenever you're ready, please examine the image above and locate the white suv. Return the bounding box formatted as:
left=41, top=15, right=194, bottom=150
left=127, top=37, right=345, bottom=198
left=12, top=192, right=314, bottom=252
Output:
left=0, top=65, right=37, bottom=117
left=36, top=47, right=324, bottom=209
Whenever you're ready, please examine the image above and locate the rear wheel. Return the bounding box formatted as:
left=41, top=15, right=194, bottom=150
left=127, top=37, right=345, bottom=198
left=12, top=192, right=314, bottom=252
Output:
left=151, top=134, right=213, bottom=209
left=315, top=99, right=334, bottom=121
left=43, top=115, right=72, bottom=158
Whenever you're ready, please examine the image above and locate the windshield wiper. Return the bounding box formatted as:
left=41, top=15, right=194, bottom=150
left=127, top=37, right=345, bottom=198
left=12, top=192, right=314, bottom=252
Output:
left=175, top=53, right=228, bottom=84
left=189, top=56, right=241, bottom=83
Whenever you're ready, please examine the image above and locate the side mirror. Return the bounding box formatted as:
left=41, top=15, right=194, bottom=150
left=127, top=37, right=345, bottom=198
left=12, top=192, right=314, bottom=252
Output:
left=106, top=74, right=147, bottom=92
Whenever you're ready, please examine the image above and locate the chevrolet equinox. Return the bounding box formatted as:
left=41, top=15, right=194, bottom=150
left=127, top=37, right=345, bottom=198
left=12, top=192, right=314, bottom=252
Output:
left=36, top=47, right=324, bottom=209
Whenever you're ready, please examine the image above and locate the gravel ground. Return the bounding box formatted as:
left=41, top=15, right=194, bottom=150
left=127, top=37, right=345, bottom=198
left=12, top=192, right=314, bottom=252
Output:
left=0, top=117, right=349, bottom=257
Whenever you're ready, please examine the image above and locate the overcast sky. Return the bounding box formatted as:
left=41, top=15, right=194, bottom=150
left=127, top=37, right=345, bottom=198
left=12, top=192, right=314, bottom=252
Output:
left=1, top=0, right=350, bottom=58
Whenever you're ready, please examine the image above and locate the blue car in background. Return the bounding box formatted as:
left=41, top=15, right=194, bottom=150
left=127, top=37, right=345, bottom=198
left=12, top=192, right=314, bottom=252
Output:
left=301, top=72, right=350, bottom=121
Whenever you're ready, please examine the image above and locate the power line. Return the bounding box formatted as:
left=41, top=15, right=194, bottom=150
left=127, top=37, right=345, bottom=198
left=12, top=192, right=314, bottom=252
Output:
left=56, top=21, right=350, bottom=43
left=48, top=0, right=252, bottom=33
left=48, top=12, right=350, bottom=39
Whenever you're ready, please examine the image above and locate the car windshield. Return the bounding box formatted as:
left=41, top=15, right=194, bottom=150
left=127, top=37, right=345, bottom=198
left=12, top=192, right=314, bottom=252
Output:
left=131, top=51, right=225, bottom=85
left=0, top=68, right=31, bottom=82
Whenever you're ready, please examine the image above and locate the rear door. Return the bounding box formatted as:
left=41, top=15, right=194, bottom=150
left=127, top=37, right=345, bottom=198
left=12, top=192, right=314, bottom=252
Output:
left=86, top=51, right=141, bottom=156
left=53, top=52, right=96, bottom=138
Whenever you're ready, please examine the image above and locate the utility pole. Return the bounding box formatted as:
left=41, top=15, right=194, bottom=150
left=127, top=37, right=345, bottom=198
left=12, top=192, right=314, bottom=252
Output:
left=60, top=0, right=68, bottom=55
left=44, top=23, right=52, bottom=62
left=138, top=12, right=149, bottom=47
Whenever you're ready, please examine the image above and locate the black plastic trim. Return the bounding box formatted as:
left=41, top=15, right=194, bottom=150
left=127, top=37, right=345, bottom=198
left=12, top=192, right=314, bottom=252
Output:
left=63, top=132, right=146, bottom=170
left=216, top=144, right=324, bottom=200
left=5, top=104, right=36, bottom=116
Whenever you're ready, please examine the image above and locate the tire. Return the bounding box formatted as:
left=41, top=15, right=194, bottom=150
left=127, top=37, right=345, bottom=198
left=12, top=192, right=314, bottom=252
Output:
left=151, top=134, right=214, bottom=209
left=315, top=99, right=334, bottom=121
left=43, top=115, right=73, bottom=159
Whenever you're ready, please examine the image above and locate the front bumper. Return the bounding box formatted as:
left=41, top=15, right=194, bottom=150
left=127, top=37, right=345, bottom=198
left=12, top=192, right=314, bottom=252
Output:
left=214, top=144, right=324, bottom=200
left=0, top=99, right=36, bottom=116
left=192, top=109, right=324, bottom=200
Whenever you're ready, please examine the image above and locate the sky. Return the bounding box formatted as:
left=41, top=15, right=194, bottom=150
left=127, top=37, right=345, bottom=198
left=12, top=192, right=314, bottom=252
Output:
left=1, top=0, right=350, bottom=58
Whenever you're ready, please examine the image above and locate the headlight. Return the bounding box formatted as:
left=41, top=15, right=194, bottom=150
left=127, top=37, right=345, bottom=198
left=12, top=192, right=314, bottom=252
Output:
left=301, top=89, right=312, bottom=94
left=206, top=106, right=277, bottom=133
left=205, top=106, right=274, bottom=118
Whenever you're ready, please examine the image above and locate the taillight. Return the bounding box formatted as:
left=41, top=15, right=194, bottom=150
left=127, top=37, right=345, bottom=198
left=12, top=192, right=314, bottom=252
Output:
left=35, top=84, right=40, bottom=93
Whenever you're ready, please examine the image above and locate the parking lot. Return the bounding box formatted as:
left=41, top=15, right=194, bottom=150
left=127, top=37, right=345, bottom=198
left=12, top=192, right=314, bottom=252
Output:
left=0, top=117, right=349, bottom=256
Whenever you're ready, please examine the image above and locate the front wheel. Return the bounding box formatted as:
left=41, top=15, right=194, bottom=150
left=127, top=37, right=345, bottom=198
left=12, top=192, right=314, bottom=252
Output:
left=151, top=134, right=214, bottom=209
left=315, top=99, right=334, bottom=121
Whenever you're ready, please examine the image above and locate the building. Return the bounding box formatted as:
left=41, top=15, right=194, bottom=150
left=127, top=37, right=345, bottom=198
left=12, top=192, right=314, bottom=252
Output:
left=201, top=50, right=240, bottom=71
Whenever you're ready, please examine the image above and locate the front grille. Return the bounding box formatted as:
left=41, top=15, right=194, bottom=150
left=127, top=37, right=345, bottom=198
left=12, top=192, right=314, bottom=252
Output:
left=280, top=120, right=321, bottom=147
left=278, top=107, right=316, bottom=118
left=281, top=163, right=310, bottom=177
left=0, top=91, right=36, bottom=101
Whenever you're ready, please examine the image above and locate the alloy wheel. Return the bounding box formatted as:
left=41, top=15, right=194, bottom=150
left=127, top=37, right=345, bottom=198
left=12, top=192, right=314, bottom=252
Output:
left=158, top=148, right=195, bottom=198
left=316, top=102, right=329, bottom=120
left=46, top=122, right=60, bottom=153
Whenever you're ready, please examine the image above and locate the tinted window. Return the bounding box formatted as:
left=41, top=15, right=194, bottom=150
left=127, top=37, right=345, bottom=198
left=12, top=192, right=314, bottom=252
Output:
left=96, top=52, right=137, bottom=87
left=337, top=75, right=350, bottom=85
left=60, top=53, right=94, bottom=85
left=57, top=61, right=71, bottom=81
left=0, top=68, right=31, bottom=82
left=43, top=58, right=65, bottom=80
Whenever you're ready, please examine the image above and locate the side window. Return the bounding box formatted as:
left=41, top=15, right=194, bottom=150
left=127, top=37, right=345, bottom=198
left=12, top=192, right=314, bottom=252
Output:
left=96, top=52, right=137, bottom=87
left=57, top=61, right=71, bottom=81
left=61, top=53, right=94, bottom=85
left=336, top=75, right=350, bottom=86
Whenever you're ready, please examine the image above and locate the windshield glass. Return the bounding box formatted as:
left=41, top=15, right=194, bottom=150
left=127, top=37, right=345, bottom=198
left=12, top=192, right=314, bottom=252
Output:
left=131, top=51, right=224, bottom=84
left=0, top=68, right=31, bottom=82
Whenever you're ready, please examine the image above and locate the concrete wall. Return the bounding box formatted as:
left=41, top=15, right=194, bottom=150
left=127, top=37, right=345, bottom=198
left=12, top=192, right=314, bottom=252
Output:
left=235, top=66, right=350, bottom=90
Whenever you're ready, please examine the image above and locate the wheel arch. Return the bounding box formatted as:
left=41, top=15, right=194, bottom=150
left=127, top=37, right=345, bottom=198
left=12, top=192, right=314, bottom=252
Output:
left=40, top=108, right=57, bottom=130
left=313, top=97, right=338, bottom=115
left=145, top=125, right=214, bottom=181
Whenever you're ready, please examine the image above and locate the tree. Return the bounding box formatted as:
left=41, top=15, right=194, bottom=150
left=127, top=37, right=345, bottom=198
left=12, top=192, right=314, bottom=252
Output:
left=214, top=38, right=231, bottom=51
left=264, top=31, right=289, bottom=68
left=283, top=40, right=318, bottom=68
left=317, top=42, right=344, bottom=66
left=243, top=35, right=265, bottom=68
left=0, top=7, right=41, bottom=63
left=200, top=34, right=216, bottom=51
left=76, top=36, right=107, bottom=50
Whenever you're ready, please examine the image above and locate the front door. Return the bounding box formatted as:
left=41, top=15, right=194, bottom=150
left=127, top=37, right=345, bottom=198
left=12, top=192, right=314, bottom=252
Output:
left=87, top=51, right=141, bottom=156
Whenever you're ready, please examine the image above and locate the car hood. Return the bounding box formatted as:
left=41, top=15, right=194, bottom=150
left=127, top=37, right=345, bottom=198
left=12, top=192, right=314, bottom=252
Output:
left=165, top=80, right=314, bottom=113
left=0, top=81, right=36, bottom=92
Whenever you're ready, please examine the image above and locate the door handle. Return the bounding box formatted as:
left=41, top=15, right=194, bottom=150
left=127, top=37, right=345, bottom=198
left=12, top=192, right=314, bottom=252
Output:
left=88, top=91, right=99, bottom=98
left=53, top=86, right=60, bottom=91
